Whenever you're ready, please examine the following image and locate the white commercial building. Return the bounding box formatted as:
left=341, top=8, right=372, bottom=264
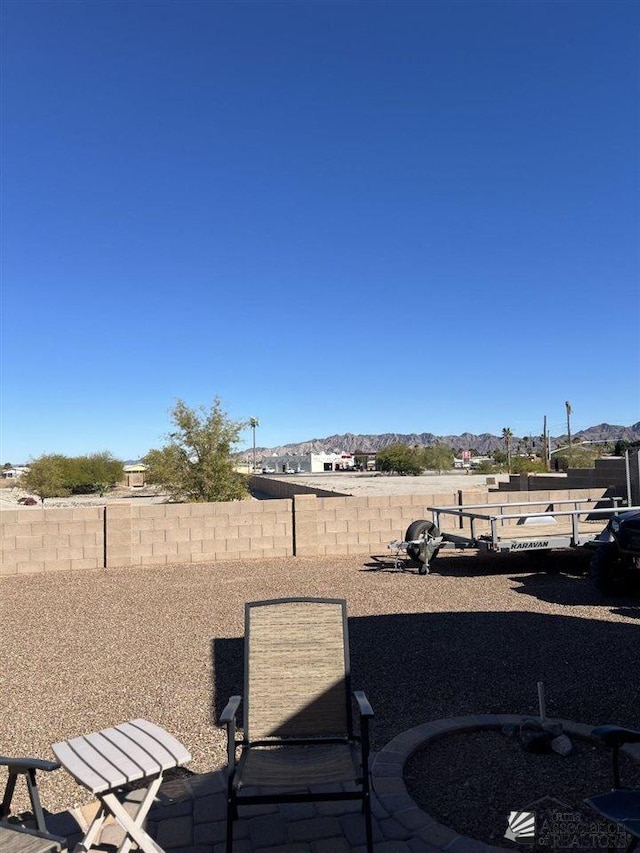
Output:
left=261, top=452, right=357, bottom=474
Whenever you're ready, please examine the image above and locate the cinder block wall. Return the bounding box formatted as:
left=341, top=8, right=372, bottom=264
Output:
left=249, top=475, right=349, bottom=499
left=454, top=488, right=609, bottom=534
left=106, top=499, right=293, bottom=568
left=499, top=456, right=636, bottom=496
left=1, top=486, right=613, bottom=575
left=0, top=507, right=104, bottom=575
left=293, top=492, right=460, bottom=557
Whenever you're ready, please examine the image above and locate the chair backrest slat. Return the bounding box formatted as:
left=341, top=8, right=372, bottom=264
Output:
left=244, top=598, right=350, bottom=742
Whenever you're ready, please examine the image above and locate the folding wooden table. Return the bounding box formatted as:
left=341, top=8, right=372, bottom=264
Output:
left=52, top=719, right=191, bottom=853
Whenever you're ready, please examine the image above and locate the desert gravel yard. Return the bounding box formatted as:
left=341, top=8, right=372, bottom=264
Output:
left=2, top=549, right=639, bottom=817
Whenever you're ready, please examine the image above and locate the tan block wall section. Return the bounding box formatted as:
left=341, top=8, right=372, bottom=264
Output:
left=0, top=507, right=104, bottom=575
left=2, top=487, right=613, bottom=574
left=294, top=492, right=460, bottom=557
left=453, top=488, right=609, bottom=535
left=109, top=498, right=294, bottom=568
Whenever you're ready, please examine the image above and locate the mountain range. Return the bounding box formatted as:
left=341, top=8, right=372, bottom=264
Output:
left=247, top=422, right=640, bottom=459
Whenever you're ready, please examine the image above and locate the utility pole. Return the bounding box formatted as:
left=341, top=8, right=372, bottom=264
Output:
left=542, top=415, right=549, bottom=471
left=249, top=417, right=259, bottom=474
left=565, top=401, right=572, bottom=466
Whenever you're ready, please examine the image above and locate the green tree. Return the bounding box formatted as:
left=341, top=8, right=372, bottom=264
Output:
left=73, top=452, right=124, bottom=495
left=614, top=439, right=640, bottom=456
left=510, top=456, right=547, bottom=474
left=475, top=460, right=498, bottom=474
left=375, top=444, right=423, bottom=475
left=553, top=445, right=600, bottom=470
left=22, top=452, right=124, bottom=501
left=22, top=455, right=72, bottom=503
left=422, top=444, right=453, bottom=473
left=143, top=398, right=249, bottom=502
left=492, top=450, right=508, bottom=470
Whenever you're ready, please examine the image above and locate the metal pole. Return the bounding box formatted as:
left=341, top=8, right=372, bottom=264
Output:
left=625, top=449, right=632, bottom=507
left=543, top=415, right=549, bottom=471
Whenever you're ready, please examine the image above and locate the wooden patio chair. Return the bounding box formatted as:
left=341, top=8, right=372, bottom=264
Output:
left=219, top=597, right=374, bottom=853
left=585, top=725, right=640, bottom=852
left=1, top=756, right=65, bottom=853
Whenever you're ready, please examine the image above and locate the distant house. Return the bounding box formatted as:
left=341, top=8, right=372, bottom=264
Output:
left=2, top=466, right=29, bottom=479
left=123, top=463, right=147, bottom=488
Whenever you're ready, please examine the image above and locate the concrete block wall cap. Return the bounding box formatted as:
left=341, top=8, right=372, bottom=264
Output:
left=378, top=794, right=416, bottom=814
left=426, top=716, right=484, bottom=732
left=372, top=777, right=409, bottom=796
left=395, top=807, right=433, bottom=831
left=408, top=839, right=443, bottom=853
left=417, top=821, right=460, bottom=848
left=372, top=762, right=404, bottom=779
left=373, top=742, right=409, bottom=758
left=449, top=838, right=503, bottom=853
left=553, top=720, right=595, bottom=738
left=381, top=729, right=437, bottom=756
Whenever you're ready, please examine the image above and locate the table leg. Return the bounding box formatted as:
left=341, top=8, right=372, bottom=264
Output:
left=100, top=792, right=165, bottom=853
left=72, top=803, right=106, bottom=853
left=115, top=776, right=163, bottom=853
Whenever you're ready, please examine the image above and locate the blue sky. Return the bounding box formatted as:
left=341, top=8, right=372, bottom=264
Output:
left=2, top=0, right=638, bottom=462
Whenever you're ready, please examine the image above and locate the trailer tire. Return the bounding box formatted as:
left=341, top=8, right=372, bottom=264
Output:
left=405, top=520, right=441, bottom=565
left=590, top=544, right=632, bottom=596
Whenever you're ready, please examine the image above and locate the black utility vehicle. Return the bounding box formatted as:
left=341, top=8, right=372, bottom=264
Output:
left=590, top=510, right=640, bottom=595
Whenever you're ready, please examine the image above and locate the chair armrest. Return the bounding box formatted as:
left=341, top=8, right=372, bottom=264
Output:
left=0, top=757, right=60, bottom=833
left=592, top=726, right=640, bottom=748
left=219, top=696, right=242, bottom=727
left=0, top=758, right=61, bottom=773
left=353, top=691, right=374, bottom=718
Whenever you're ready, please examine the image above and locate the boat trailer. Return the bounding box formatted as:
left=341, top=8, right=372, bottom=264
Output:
left=388, top=496, right=639, bottom=574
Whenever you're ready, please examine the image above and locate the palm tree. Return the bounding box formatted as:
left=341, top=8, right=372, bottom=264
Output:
left=249, top=417, right=259, bottom=473
left=502, top=427, right=513, bottom=473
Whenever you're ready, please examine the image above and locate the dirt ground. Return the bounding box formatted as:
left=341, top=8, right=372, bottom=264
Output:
left=269, top=470, right=512, bottom=495
left=1, top=470, right=512, bottom=511
left=2, top=546, right=639, bottom=816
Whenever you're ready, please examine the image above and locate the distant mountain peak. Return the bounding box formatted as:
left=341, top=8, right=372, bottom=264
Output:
left=243, top=422, right=639, bottom=459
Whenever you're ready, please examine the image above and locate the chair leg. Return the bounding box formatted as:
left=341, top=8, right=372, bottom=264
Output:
left=1, top=773, right=17, bottom=820
left=363, top=791, right=373, bottom=853
left=26, top=769, right=48, bottom=833
left=225, top=796, right=234, bottom=853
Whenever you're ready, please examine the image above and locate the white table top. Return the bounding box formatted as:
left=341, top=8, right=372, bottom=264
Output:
left=52, top=719, right=191, bottom=795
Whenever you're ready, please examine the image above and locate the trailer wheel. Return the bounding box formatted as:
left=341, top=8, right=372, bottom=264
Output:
left=405, top=520, right=441, bottom=565
left=590, top=544, right=632, bottom=596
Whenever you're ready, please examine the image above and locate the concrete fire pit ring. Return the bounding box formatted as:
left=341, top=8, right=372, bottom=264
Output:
left=370, top=714, right=623, bottom=853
